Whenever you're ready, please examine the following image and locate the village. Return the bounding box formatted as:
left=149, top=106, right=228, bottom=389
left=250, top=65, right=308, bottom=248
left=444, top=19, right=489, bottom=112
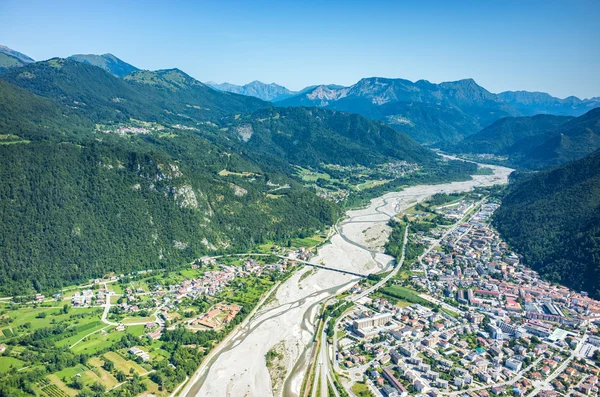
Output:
left=0, top=247, right=311, bottom=397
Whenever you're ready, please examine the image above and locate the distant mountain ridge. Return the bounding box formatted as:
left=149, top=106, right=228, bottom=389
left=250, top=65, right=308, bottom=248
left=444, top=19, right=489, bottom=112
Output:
left=499, top=90, right=600, bottom=117
left=277, top=77, right=521, bottom=144
left=0, top=44, right=34, bottom=73
left=207, top=80, right=297, bottom=102
left=0, top=58, right=269, bottom=123
left=68, top=53, right=139, bottom=78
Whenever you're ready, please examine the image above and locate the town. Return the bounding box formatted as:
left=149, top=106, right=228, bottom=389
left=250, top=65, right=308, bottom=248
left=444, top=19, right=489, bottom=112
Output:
left=324, top=194, right=600, bottom=397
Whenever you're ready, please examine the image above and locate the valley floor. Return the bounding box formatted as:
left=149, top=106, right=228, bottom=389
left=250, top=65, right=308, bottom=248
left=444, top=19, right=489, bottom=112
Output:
left=181, top=163, right=513, bottom=397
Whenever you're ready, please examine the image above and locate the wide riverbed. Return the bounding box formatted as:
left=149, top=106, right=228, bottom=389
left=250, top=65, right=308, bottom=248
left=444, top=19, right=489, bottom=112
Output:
left=183, top=162, right=513, bottom=397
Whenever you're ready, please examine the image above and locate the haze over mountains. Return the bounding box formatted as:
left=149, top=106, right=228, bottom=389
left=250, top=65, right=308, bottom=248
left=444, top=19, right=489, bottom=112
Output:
left=207, top=80, right=297, bottom=102
left=214, top=78, right=600, bottom=145
left=2, top=45, right=598, bottom=146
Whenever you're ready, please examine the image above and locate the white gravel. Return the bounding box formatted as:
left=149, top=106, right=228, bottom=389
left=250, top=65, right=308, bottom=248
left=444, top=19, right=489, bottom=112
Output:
left=189, top=162, right=513, bottom=397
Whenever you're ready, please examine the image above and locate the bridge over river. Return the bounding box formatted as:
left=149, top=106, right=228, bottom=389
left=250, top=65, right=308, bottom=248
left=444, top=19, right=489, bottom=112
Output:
left=278, top=255, right=368, bottom=278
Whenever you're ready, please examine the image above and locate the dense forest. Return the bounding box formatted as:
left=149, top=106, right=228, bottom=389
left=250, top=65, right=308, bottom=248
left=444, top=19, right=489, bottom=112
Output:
left=447, top=108, right=600, bottom=170
left=446, top=114, right=572, bottom=156
left=224, top=106, right=436, bottom=169
left=0, top=58, right=268, bottom=124
left=0, top=59, right=483, bottom=296
left=493, top=150, right=600, bottom=298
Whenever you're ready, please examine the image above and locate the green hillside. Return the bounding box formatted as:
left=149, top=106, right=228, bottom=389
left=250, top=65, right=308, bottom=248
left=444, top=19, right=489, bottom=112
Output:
left=0, top=58, right=269, bottom=123
left=447, top=114, right=573, bottom=155
left=449, top=108, right=600, bottom=170
left=223, top=106, right=436, bottom=169
left=494, top=150, right=600, bottom=298
left=68, top=53, right=139, bottom=78
left=0, top=80, right=340, bottom=296
left=0, top=60, right=482, bottom=297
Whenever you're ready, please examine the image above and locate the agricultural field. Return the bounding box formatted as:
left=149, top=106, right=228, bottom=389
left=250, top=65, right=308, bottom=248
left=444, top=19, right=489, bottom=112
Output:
left=379, top=285, right=430, bottom=306
left=0, top=306, right=103, bottom=343
left=87, top=357, right=119, bottom=389
left=0, top=245, right=297, bottom=396
left=289, top=233, right=327, bottom=249
left=0, top=355, right=25, bottom=373
left=103, top=352, right=147, bottom=375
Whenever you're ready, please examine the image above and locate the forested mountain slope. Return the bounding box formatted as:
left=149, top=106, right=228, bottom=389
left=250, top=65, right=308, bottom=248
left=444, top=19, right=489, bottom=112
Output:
left=0, top=59, right=482, bottom=297
left=493, top=150, right=600, bottom=298
left=223, top=106, right=436, bottom=169
left=0, top=79, right=339, bottom=296
left=0, top=58, right=269, bottom=123
left=449, top=108, right=600, bottom=170
left=447, top=114, right=573, bottom=155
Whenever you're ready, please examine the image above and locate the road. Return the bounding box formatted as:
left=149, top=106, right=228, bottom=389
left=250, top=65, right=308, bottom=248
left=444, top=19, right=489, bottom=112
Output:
left=526, top=330, right=588, bottom=397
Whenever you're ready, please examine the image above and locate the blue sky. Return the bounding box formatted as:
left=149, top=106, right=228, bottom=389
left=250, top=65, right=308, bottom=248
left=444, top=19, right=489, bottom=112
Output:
left=1, top=0, right=598, bottom=98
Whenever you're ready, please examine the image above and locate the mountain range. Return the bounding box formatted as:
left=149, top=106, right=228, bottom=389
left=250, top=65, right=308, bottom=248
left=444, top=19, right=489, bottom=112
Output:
left=3, top=45, right=598, bottom=146
left=0, top=55, right=469, bottom=296
left=498, top=91, right=600, bottom=117
left=0, top=45, right=599, bottom=296
left=207, top=80, right=297, bottom=102
left=210, top=79, right=600, bottom=146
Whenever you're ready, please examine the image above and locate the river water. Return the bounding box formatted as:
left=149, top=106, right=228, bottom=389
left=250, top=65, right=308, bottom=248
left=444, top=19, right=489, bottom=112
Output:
left=183, top=162, right=513, bottom=397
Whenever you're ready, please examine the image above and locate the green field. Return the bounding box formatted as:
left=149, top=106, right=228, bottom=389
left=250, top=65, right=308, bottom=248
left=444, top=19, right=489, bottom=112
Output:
left=178, top=268, right=202, bottom=279
left=5, top=306, right=100, bottom=328
left=351, top=381, right=374, bottom=397
left=379, top=285, right=430, bottom=306
left=290, top=234, right=326, bottom=249
left=103, top=352, right=147, bottom=375
left=0, top=356, right=25, bottom=373
left=295, top=167, right=331, bottom=182
left=355, top=179, right=390, bottom=191
left=55, top=321, right=106, bottom=347
left=46, top=374, right=77, bottom=397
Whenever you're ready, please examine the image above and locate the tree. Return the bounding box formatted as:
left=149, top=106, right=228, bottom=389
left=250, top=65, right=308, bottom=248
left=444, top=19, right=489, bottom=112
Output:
left=103, top=358, right=114, bottom=372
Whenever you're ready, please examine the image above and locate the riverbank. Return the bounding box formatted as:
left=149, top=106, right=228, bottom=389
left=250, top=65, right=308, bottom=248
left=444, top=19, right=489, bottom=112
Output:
left=183, top=162, right=513, bottom=397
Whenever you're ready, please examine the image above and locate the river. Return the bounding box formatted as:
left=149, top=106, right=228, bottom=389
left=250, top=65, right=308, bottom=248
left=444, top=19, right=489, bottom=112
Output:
left=181, top=162, right=513, bottom=397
